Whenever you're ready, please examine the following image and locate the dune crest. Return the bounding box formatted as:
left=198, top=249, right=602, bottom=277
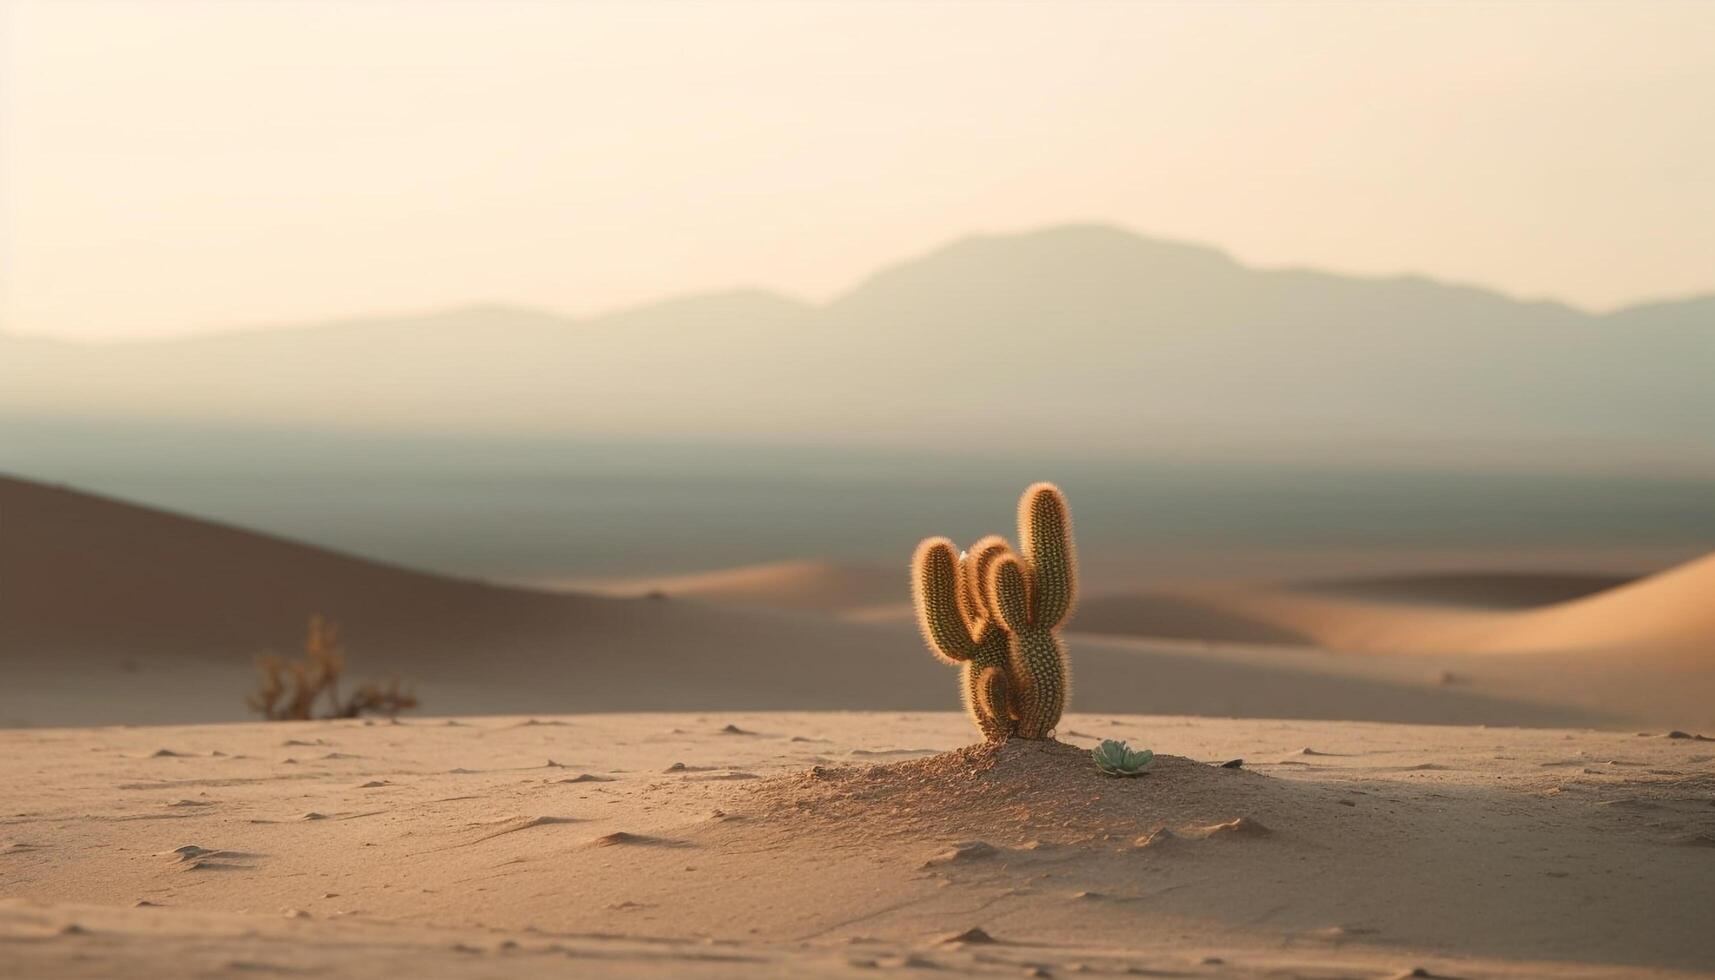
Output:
left=1187, top=552, right=1715, bottom=662
left=569, top=559, right=902, bottom=615
left=1062, top=553, right=1712, bottom=665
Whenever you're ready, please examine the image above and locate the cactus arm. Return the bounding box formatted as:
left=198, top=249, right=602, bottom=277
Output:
left=952, top=551, right=984, bottom=631
left=983, top=554, right=1032, bottom=634
left=968, top=663, right=1015, bottom=741
left=963, top=535, right=1013, bottom=634
left=1019, top=482, right=1077, bottom=628
left=912, top=537, right=977, bottom=664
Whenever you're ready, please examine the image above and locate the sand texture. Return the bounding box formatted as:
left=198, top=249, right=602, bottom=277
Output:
left=3, top=712, right=1714, bottom=978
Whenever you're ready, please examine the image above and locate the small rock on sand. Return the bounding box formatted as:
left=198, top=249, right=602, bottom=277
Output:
left=923, top=840, right=999, bottom=866
left=941, top=926, right=996, bottom=944
left=592, top=831, right=646, bottom=847
left=1195, top=817, right=1271, bottom=839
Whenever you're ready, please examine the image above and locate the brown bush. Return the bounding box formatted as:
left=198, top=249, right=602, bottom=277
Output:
left=247, top=615, right=418, bottom=720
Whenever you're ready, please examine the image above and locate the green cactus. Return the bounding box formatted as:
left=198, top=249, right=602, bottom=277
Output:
left=1092, top=739, right=1153, bottom=776
left=981, top=483, right=1078, bottom=739
left=911, top=536, right=1017, bottom=742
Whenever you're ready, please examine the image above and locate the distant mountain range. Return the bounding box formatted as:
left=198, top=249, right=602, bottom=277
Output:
left=3, top=225, right=1710, bottom=457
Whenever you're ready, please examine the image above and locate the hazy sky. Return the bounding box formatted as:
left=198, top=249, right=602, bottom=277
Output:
left=3, top=0, right=1712, bottom=340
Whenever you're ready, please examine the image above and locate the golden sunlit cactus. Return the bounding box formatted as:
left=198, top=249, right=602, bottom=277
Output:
left=911, top=536, right=1017, bottom=741
left=981, top=483, right=1078, bottom=739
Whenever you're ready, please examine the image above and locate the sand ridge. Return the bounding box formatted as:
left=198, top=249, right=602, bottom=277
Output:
left=1083, top=553, right=1715, bottom=663
left=565, top=559, right=906, bottom=618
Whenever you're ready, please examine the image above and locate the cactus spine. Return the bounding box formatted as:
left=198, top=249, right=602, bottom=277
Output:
left=911, top=536, right=1017, bottom=742
left=909, top=483, right=1078, bottom=743
left=981, top=483, right=1077, bottom=739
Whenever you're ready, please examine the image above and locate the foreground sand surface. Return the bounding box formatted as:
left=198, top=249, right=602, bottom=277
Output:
left=4, top=712, right=1713, bottom=979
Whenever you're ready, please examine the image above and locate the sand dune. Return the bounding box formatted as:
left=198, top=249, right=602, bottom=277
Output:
left=1073, top=592, right=1313, bottom=645
left=0, top=475, right=1610, bottom=729
left=1067, top=557, right=1712, bottom=660
left=570, top=559, right=904, bottom=617
left=1297, top=569, right=1634, bottom=607
left=2, top=712, right=1712, bottom=978
left=1473, top=553, right=1715, bottom=659
left=1063, top=557, right=1715, bottom=728
left=1178, top=553, right=1715, bottom=662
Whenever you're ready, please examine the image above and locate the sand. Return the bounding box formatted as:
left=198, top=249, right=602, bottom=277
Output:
left=1071, top=555, right=1715, bottom=662
left=2, top=476, right=1623, bottom=730
left=3, top=711, right=1713, bottom=978
left=564, top=559, right=906, bottom=619
left=6, top=476, right=1715, bottom=975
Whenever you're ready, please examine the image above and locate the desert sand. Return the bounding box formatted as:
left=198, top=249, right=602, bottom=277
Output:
left=4, top=476, right=1637, bottom=731
left=3, top=712, right=1713, bottom=978
left=6, top=475, right=1715, bottom=977
left=568, top=559, right=909, bottom=620
left=578, top=560, right=1715, bottom=731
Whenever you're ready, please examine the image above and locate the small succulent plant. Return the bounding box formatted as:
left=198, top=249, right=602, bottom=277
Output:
left=1092, top=739, right=1153, bottom=776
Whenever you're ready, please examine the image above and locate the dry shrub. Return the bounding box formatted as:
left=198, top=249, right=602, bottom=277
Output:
left=247, top=615, right=419, bottom=720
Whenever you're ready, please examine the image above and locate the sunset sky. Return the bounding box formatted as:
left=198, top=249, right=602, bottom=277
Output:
left=3, top=0, right=1711, bottom=340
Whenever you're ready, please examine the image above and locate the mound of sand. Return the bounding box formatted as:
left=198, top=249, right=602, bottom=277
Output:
left=743, top=738, right=1298, bottom=846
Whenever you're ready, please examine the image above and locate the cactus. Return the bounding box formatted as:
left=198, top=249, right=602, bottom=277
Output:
left=909, top=483, right=1079, bottom=743
left=1092, top=739, right=1153, bottom=776
left=981, top=483, right=1077, bottom=739
left=911, top=536, right=1017, bottom=741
